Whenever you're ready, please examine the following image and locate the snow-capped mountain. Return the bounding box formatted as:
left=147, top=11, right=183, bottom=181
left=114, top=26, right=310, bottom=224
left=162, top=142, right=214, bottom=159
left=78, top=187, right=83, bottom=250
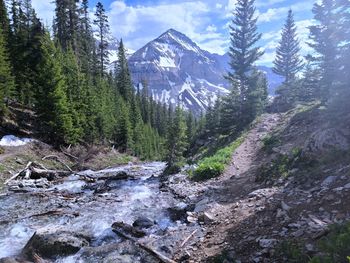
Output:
left=127, top=29, right=283, bottom=114
left=128, top=29, right=230, bottom=114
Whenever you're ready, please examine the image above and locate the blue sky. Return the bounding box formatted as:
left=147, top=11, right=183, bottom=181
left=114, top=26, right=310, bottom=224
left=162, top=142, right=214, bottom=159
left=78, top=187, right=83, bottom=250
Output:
left=32, top=0, right=316, bottom=66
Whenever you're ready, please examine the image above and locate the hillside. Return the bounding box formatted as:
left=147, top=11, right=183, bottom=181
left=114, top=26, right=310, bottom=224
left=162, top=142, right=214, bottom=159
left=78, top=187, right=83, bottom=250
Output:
left=165, top=103, right=350, bottom=262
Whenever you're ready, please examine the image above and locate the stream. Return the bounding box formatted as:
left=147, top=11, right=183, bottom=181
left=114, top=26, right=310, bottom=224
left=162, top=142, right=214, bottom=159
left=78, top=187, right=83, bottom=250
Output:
left=0, top=162, right=200, bottom=262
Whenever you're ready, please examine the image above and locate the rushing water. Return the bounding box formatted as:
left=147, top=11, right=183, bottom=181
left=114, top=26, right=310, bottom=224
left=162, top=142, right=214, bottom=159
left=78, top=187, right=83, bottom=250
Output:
left=0, top=162, right=189, bottom=261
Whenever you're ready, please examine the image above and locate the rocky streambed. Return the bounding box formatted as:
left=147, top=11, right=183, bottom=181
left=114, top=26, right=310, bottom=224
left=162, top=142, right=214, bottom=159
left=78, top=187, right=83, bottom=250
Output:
left=0, top=162, right=202, bottom=262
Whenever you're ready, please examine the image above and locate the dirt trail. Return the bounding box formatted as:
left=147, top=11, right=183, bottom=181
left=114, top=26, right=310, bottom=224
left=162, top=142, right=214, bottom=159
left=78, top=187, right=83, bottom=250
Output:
left=187, top=114, right=282, bottom=259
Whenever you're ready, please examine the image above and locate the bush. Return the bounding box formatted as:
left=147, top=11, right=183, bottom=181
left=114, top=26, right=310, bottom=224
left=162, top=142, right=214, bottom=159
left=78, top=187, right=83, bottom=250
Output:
left=192, top=135, right=244, bottom=181
left=309, top=222, right=350, bottom=263
left=193, top=161, right=225, bottom=181
left=262, top=135, right=281, bottom=153
left=0, top=147, right=4, bottom=154
left=256, top=147, right=302, bottom=184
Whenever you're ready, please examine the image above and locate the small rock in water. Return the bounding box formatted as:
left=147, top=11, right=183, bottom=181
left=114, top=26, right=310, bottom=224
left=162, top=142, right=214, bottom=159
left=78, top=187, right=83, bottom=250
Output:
left=132, top=217, right=155, bottom=229
left=167, top=202, right=190, bottom=221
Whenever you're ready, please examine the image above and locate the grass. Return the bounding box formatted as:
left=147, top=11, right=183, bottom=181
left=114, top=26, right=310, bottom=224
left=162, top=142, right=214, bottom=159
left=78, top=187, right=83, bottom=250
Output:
left=256, top=147, right=302, bottom=184
left=191, top=135, right=245, bottom=181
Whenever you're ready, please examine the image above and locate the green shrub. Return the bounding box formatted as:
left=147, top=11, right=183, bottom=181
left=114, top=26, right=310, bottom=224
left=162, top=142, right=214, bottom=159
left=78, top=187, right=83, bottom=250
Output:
left=262, top=135, right=281, bottom=153
left=0, top=147, right=4, bottom=154
left=192, top=135, right=244, bottom=181
left=276, top=240, right=309, bottom=263
left=256, top=148, right=303, bottom=183
left=309, top=222, right=350, bottom=263
left=193, top=161, right=224, bottom=180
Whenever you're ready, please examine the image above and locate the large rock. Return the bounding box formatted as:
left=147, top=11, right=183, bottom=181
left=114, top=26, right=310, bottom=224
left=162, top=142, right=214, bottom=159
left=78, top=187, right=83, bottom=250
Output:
left=22, top=227, right=90, bottom=259
left=112, top=222, right=146, bottom=238
left=167, top=202, right=190, bottom=221
left=303, top=128, right=349, bottom=156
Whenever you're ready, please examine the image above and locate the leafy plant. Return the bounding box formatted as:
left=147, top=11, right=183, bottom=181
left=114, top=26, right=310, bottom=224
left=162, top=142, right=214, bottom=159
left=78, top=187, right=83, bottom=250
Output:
left=192, top=135, right=244, bottom=181
left=256, top=148, right=302, bottom=183
left=276, top=240, right=310, bottom=263
left=309, top=222, right=350, bottom=263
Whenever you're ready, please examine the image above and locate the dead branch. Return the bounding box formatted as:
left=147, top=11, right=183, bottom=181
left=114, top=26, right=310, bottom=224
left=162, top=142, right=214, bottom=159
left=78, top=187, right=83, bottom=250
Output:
left=59, top=146, right=79, bottom=160
left=5, top=161, right=32, bottom=184
left=112, top=227, right=177, bottom=263
left=180, top=229, right=198, bottom=248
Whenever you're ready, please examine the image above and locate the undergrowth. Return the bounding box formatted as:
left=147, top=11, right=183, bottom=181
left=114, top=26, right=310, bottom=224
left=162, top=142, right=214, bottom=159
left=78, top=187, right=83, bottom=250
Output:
left=256, top=147, right=302, bottom=183
left=191, top=135, right=245, bottom=181
left=277, top=222, right=350, bottom=263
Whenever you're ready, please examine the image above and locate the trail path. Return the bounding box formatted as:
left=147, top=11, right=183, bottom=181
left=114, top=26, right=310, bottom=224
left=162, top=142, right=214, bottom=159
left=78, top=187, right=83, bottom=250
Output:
left=177, top=113, right=283, bottom=262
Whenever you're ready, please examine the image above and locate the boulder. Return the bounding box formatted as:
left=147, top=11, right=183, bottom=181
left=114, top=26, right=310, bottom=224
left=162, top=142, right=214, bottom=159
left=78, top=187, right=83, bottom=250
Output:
left=22, top=227, right=90, bottom=259
left=303, top=128, right=349, bottom=157
left=321, top=176, right=338, bottom=187
left=198, top=212, right=216, bottom=224
left=167, top=202, right=189, bottom=221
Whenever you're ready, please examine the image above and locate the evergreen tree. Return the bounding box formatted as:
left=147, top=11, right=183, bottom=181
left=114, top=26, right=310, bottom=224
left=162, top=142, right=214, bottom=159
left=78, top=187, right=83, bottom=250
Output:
left=164, top=106, right=188, bottom=174
left=273, top=9, right=303, bottom=85
left=10, top=0, right=44, bottom=105
left=93, top=2, right=110, bottom=75
left=308, top=0, right=338, bottom=103
left=54, top=0, right=78, bottom=51
left=223, top=0, right=264, bottom=133
left=0, top=0, right=10, bottom=42
left=0, top=27, right=15, bottom=113
left=35, top=33, right=75, bottom=144
left=116, top=40, right=132, bottom=101
left=298, top=57, right=321, bottom=102
left=114, top=98, right=132, bottom=152
left=78, top=0, right=93, bottom=73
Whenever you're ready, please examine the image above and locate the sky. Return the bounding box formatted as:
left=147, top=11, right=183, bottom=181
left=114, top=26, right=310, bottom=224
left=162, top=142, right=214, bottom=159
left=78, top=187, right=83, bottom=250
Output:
left=31, top=0, right=316, bottom=66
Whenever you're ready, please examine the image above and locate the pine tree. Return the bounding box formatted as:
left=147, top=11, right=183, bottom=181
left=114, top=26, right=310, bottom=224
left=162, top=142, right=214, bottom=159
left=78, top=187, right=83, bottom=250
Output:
left=164, top=106, right=188, bottom=174
left=273, top=9, right=303, bottom=86
left=298, top=56, right=321, bottom=102
left=0, top=0, right=10, bottom=42
left=78, top=0, right=93, bottom=73
left=114, top=98, right=132, bottom=152
left=93, top=2, right=110, bottom=75
left=10, top=0, right=44, bottom=105
left=54, top=0, right=79, bottom=51
left=35, top=33, right=75, bottom=144
left=0, top=27, right=15, bottom=113
left=308, top=0, right=339, bottom=103
left=116, top=40, right=133, bottom=101
left=223, top=0, right=264, bottom=133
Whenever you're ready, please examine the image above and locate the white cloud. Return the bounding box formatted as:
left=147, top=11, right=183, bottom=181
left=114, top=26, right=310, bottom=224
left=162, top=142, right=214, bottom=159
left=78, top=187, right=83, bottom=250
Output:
left=257, top=2, right=313, bottom=24
left=107, top=0, right=229, bottom=54
left=32, top=0, right=55, bottom=28
left=256, top=0, right=287, bottom=7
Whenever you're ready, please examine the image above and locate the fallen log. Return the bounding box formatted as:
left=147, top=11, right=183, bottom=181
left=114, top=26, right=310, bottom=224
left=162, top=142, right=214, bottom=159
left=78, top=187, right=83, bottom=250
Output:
left=5, top=162, right=72, bottom=185
left=112, top=225, right=177, bottom=263
left=5, top=161, right=32, bottom=185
